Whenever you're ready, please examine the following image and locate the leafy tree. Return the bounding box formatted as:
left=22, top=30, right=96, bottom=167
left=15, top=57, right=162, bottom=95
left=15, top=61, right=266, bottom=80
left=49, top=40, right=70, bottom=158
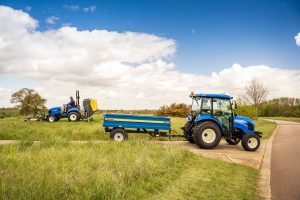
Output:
left=156, top=103, right=191, bottom=117
left=10, top=88, right=47, bottom=115
left=244, top=77, right=268, bottom=119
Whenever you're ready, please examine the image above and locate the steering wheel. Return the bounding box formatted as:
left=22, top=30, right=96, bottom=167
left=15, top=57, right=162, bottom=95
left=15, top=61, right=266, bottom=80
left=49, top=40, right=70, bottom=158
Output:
left=214, top=110, right=224, bottom=116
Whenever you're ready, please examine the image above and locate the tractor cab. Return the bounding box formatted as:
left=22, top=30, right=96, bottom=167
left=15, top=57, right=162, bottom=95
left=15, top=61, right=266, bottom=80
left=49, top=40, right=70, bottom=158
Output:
left=184, top=92, right=262, bottom=151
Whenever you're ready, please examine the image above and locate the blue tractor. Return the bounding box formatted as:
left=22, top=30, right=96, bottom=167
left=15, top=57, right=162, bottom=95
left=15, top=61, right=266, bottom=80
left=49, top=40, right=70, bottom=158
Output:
left=45, top=91, right=98, bottom=122
left=183, top=92, right=262, bottom=151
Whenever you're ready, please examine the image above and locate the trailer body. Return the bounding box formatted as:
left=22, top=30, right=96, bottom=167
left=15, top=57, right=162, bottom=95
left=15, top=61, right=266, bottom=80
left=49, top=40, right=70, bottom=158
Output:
left=103, top=114, right=174, bottom=141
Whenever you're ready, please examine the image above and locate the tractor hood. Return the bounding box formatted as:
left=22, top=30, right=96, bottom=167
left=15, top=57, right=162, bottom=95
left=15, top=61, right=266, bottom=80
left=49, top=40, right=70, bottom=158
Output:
left=234, top=115, right=255, bottom=133
left=48, top=106, right=61, bottom=115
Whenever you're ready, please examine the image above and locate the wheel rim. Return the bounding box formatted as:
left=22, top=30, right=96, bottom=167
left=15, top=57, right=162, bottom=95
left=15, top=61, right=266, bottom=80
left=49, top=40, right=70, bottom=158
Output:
left=202, top=129, right=216, bottom=143
left=49, top=117, right=54, bottom=122
left=114, top=133, right=124, bottom=142
left=248, top=137, right=258, bottom=149
left=70, top=114, right=77, bottom=121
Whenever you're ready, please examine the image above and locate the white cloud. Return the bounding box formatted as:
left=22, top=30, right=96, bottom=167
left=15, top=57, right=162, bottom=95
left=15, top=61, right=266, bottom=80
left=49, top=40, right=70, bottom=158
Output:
left=83, top=6, right=96, bottom=13
left=63, top=5, right=80, bottom=11
left=46, top=16, right=59, bottom=24
left=0, top=5, right=299, bottom=109
left=296, top=33, right=300, bottom=46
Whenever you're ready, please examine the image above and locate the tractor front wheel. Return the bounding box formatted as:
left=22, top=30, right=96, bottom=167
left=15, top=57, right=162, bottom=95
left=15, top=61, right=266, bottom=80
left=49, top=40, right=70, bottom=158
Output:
left=225, top=138, right=241, bottom=145
left=241, top=134, right=260, bottom=151
left=68, top=112, right=78, bottom=122
left=193, top=122, right=221, bottom=149
left=48, top=116, right=55, bottom=123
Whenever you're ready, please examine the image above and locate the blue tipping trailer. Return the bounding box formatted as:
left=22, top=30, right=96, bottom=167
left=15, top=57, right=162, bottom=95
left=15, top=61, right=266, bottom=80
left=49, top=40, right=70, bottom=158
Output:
left=103, top=113, right=182, bottom=142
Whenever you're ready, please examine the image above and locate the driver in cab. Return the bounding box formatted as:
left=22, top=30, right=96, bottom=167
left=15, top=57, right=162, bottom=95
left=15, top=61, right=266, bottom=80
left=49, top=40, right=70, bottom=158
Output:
left=64, top=96, right=75, bottom=112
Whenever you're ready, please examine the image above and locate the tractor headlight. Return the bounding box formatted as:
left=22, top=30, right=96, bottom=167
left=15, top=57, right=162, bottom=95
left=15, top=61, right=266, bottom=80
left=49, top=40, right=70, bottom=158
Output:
left=247, top=122, right=254, bottom=131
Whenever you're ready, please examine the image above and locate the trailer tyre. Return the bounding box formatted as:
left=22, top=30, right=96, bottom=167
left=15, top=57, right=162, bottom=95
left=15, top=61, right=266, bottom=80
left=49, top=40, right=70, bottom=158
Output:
left=193, top=122, right=221, bottom=149
left=68, top=112, right=78, bottom=122
left=225, top=138, right=241, bottom=145
left=183, top=121, right=195, bottom=143
left=110, top=128, right=128, bottom=142
left=242, top=134, right=260, bottom=151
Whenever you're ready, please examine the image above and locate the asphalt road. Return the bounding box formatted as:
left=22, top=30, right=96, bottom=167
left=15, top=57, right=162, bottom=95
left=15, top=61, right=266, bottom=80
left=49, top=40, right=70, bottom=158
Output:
left=271, top=120, right=300, bottom=200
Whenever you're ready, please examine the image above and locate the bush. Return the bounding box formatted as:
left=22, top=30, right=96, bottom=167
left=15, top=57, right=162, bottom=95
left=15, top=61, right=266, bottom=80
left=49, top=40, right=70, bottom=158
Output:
left=156, top=103, right=191, bottom=117
left=236, top=105, right=256, bottom=119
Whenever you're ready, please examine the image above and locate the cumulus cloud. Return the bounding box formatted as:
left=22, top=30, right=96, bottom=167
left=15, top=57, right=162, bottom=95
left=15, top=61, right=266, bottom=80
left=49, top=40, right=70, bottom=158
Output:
left=63, top=5, right=80, bottom=11
left=25, top=6, right=31, bottom=11
left=83, top=6, right=96, bottom=13
left=46, top=16, right=59, bottom=24
left=0, top=5, right=299, bottom=109
left=296, top=33, right=300, bottom=46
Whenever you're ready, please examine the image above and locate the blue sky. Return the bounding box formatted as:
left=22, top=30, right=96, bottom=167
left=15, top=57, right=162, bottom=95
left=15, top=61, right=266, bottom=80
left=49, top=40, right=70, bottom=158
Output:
left=0, top=1, right=299, bottom=108
left=1, top=0, right=300, bottom=74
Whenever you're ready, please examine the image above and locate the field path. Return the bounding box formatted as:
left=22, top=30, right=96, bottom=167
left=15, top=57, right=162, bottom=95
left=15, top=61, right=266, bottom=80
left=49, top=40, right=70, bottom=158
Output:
left=271, top=120, right=300, bottom=200
left=158, top=140, right=267, bottom=169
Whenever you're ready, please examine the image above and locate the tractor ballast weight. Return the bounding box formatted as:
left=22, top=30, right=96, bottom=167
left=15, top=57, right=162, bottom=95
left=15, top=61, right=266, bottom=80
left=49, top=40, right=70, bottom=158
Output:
left=83, top=99, right=98, bottom=118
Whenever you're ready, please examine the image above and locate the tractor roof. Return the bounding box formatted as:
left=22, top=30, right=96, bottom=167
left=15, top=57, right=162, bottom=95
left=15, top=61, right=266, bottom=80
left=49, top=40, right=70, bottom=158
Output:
left=192, top=93, right=233, bottom=99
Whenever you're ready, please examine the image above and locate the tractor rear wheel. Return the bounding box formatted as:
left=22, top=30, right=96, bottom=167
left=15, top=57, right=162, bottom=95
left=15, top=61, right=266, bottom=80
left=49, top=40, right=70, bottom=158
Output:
left=192, top=122, right=221, bottom=149
left=183, top=121, right=194, bottom=143
left=225, top=138, right=241, bottom=145
left=242, top=134, right=260, bottom=151
left=110, top=128, right=128, bottom=142
left=68, top=112, right=78, bottom=122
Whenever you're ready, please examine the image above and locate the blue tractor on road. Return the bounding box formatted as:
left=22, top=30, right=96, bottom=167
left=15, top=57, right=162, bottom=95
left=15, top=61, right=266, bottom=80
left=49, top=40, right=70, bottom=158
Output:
left=183, top=92, right=262, bottom=151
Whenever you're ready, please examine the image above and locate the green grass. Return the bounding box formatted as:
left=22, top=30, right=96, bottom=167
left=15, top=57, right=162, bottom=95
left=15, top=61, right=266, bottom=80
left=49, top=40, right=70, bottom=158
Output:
left=0, top=142, right=259, bottom=200
left=262, top=117, right=300, bottom=123
left=256, top=119, right=277, bottom=139
left=0, top=115, right=275, bottom=140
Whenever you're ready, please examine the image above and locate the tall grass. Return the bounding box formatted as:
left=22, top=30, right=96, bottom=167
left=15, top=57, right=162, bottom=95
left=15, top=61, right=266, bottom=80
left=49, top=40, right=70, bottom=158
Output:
left=0, top=142, right=259, bottom=199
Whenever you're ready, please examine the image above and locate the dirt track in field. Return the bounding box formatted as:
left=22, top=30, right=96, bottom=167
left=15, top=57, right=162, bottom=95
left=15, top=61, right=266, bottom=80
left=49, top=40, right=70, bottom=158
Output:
left=158, top=140, right=267, bottom=169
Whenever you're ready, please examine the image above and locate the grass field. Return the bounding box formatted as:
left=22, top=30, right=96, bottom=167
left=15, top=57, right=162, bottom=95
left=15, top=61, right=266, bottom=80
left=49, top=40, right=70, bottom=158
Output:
left=262, top=117, right=300, bottom=123
left=0, top=115, right=277, bottom=199
left=0, top=115, right=274, bottom=141
left=0, top=141, right=259, bottom=199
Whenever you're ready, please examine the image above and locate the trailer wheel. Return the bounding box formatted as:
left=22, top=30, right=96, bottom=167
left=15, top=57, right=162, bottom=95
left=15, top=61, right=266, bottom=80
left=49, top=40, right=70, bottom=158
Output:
left=193, top=122, right=221, bottom=149
left=242, top=134, right=260, bottom=151
left=48, top=116, right=55, bottom=123
left=225, top=138, right=241, bottom=145
left=183, top=121, right=194, bottom=143
left=110, top=128, right=128, bottom=142
left=68, top=112, right=78, bottom=122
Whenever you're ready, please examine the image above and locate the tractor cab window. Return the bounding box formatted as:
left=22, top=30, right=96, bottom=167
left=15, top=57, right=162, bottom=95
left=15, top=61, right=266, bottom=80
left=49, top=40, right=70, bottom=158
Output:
left=191, top=98, right=201, bottom=115
left=212, top=98, right=232, bottom=130
left=201, top=98, right=212, bottom=114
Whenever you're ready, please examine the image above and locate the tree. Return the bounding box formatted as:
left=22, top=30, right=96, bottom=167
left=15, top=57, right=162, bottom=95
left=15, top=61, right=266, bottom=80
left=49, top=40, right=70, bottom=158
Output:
left=156, top=103, right=191, bottom=117
left=10, top=88, right=47, bottom=115
left=244, top=77, right=269, bottom=118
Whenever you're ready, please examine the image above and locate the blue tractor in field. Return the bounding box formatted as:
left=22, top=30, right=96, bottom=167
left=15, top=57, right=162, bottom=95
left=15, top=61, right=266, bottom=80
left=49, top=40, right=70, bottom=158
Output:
left=183, top=92, right=262, bottom=151
left=46, top=91, right=98, bottom=122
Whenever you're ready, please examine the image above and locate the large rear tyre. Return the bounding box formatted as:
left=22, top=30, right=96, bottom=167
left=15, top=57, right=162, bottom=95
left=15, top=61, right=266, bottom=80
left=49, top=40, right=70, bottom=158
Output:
left=110, top=128, right=128, bottom=142
left=225, top=138, right=241, bottom=145
left=193, top=122, right=221, bottom=149
left=241, top=134, right=260, bottom=151
left=68, top=112, right=78, bottom=122
left=183, top=121, right=194, bottom=143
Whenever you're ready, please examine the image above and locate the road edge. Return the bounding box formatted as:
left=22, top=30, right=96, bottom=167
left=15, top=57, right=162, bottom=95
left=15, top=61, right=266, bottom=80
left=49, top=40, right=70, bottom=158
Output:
left=259, top=120, right=279, bottom=200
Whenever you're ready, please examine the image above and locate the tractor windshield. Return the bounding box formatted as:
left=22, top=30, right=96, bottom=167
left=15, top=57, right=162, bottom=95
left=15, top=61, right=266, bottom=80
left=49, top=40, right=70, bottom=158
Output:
left=191, top=98, right=201, bottom=115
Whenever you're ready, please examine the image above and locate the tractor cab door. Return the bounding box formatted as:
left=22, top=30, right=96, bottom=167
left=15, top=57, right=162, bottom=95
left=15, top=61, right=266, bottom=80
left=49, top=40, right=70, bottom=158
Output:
left=212, top=98, right=233, bottom=131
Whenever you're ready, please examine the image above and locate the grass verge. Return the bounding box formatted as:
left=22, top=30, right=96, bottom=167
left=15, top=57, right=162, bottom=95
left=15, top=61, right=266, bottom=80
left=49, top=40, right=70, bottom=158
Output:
left=262, top=117, right=300, bottom=123
left=0, top=142, right=259, bottom=200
